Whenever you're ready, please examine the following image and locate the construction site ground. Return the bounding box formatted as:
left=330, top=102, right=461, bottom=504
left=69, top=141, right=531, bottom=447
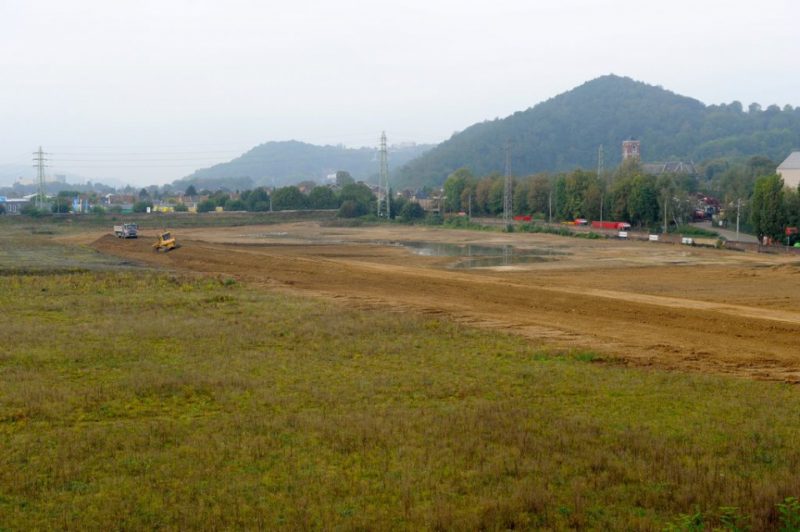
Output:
left=85, top=221, right=800, bottom=382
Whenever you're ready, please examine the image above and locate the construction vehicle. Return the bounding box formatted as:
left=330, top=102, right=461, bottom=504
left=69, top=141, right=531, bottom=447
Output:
left=152, top=231, right=178, bottom=252
left=113, top=223, right=138, bottom=238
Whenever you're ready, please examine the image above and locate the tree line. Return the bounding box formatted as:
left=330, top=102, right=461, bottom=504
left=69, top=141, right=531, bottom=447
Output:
left=180, top=175, right=426, bottom=221
left=442, top=156, right=800, bottom=241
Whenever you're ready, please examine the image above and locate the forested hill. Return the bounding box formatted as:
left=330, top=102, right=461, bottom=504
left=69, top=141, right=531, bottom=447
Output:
left=394, top=75, right=800, bottom=188
left=176, top=141, right=432, bottom=190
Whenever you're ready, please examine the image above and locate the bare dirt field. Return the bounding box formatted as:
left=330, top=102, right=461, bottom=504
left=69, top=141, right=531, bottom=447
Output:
left=87, top=222, right=800, bottom=382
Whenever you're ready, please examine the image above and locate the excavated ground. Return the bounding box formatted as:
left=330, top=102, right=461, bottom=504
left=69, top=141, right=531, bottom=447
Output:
left=88, top=222, right=800, bottom=382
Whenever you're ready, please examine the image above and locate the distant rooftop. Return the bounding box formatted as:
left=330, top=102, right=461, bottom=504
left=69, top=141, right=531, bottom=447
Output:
left=777, top=151, right=800, bottom=170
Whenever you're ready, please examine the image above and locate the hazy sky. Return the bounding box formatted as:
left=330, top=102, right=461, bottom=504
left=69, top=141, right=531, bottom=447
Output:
left=1, top=0, right=798, bottom=186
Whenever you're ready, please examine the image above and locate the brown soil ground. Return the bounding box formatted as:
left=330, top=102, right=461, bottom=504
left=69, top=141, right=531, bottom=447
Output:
left=86, top=222, right=800, bottom=382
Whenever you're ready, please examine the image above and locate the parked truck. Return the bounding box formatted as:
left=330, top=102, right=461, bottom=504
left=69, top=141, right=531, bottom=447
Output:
left=113, top=223, right=138, bottom=238
left=591, top=221, right=631, bottom=230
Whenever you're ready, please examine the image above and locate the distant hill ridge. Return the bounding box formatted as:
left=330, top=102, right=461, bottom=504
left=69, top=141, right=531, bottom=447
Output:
left=176, top=140, right=433, bottom=190
left=394, top=75, right=800, bottom=188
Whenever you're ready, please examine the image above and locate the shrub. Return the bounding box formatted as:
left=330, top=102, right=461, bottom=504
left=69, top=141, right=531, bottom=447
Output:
left=51, top=198, right=71, bottom=213
left=399, top=202, right=425, bottom=221
left=21, top=204, right=45, bottom=217
left=225, top=199, right=247, bottom=211
left=338, top=200, right=363, bottom=218
left=132, top=201, right=153, bottom=213
left=196, top=199, right=216, bottom=213
left=778, top=497, right=800, bottom=531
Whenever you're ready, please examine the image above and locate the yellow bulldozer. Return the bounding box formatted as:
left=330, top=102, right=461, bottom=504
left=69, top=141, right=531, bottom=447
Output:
left=152, top=231, right=178, bottom=252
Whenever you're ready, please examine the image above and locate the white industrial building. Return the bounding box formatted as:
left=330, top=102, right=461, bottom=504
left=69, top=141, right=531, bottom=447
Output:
left=777, top=152, right=800, bottom=189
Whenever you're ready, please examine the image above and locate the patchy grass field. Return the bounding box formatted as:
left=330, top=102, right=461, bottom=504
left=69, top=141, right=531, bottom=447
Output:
left=2, top=269, right=800, bottom=530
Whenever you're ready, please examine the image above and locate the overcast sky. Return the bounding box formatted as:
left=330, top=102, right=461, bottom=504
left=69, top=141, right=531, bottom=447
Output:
left=1, top=0, right=798, bottom=186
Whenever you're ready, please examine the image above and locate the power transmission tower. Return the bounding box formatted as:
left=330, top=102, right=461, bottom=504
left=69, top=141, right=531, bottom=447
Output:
left=503, top=141, right=512, bottom=229
left=377, top=131, right=390, bottom=218
left=32, top=146, right=49, bottom=210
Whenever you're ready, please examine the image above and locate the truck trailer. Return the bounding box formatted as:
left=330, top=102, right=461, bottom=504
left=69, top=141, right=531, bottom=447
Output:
left=591, top=221, right=631, bottom=230
left=113, top=223, right=138, bottom=238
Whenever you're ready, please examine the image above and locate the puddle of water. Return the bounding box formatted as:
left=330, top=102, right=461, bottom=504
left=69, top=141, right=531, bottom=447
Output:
left=388, top=241, right=567, bottom=269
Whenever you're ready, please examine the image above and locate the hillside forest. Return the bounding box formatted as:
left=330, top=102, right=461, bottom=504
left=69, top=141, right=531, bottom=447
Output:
left=396, top=75, right=800, bottom=189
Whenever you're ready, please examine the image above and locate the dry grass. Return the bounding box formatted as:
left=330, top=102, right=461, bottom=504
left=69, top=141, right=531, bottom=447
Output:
left=1, top=271, right=800, bottom=530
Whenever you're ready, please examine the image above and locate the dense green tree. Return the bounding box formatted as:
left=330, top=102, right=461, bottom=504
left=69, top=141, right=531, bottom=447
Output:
left=474, top=177, right=494, bottom=215
left=609, top=177, right=633, bottom=222
left=513, top=178, right=529, bottom=215
left=308, top=186, right=338, bottom=209
left=626, top=175, right=660, bottom=227
left=133, top=201, right=153, bottom=213
left=185, top=185, right=198, bottom=197
left=272, top=186, right=309, bottom=210
left=224, top=199, right=247, bottom=211
left=139, top=188, right=150, bottom=200
left=553, top=176, right=568, bottom=220
left=488, top=176, right=505, bottom=215
left=443, top=168, right=474, bottom=212
left=526, top=174, right=552, bottom=215
left=335, top=171, right=355, bottom=187
left=173, top=203, right=189, bottom=212
left=338, top=200, right=364, bottom=218
left=782, top=187, right=800, bottom=231
left=749, top=175, right=785, bottom=240
left=557, top=169, right=602, bottom=219
left=209, top=192, right=230, bottom=207
left=51, top=197, right=72, bottom=213
left=338, top=183, right=374, bottom=215
left=399, top=201, right=425, bottom=221
left=196, top=199, right=216, bottom=213
left=243, top=188, right=270, bottom=211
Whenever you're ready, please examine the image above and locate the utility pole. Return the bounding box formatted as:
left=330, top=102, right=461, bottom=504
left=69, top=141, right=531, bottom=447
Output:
left=598, top=145, right=605, bottom=226
left=377, top=131, right=390, bottom=218
left=548, top=191, right=552, bottom=224
left=736, top=198, right=741, bottom=242
left=600, top=194, right=604, bottom=226
left=32, top=146, right=48, bottom=210
left=503, top=141, right=512, bottom=229
left=663, top=194, right=668, bottom=234
left=597, top=145, right=604, bottom=179
left=468, top=194, right=472, bottom=220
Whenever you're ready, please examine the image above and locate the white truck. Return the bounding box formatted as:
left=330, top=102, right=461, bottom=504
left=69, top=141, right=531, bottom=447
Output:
left=113, top=223, right=138, bottom=239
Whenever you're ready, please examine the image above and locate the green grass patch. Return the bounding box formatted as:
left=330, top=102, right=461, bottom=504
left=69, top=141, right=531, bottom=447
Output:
left=1, top=272, right=799, bottom=529
left=675, top=224, right=721, bottom=238
left=518, top=222, right=605, bottom=240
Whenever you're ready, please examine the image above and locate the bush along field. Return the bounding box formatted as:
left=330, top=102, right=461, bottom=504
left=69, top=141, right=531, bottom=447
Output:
left=2, top=271, right=800, bottom=530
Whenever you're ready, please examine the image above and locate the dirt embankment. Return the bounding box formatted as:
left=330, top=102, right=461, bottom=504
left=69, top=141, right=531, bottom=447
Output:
left=90, top=224, right=800, bottom=382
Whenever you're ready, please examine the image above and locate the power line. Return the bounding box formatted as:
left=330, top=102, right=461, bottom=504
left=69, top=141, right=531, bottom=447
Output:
left=56, top=158, right=237, bottom=162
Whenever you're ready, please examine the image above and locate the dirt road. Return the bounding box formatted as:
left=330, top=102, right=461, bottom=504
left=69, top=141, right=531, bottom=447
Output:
left=90, top=223, right=800, bottom=382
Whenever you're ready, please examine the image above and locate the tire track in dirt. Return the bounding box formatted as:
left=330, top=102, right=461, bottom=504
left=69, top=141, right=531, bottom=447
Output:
left=91, top=234, right=800, bottom=383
